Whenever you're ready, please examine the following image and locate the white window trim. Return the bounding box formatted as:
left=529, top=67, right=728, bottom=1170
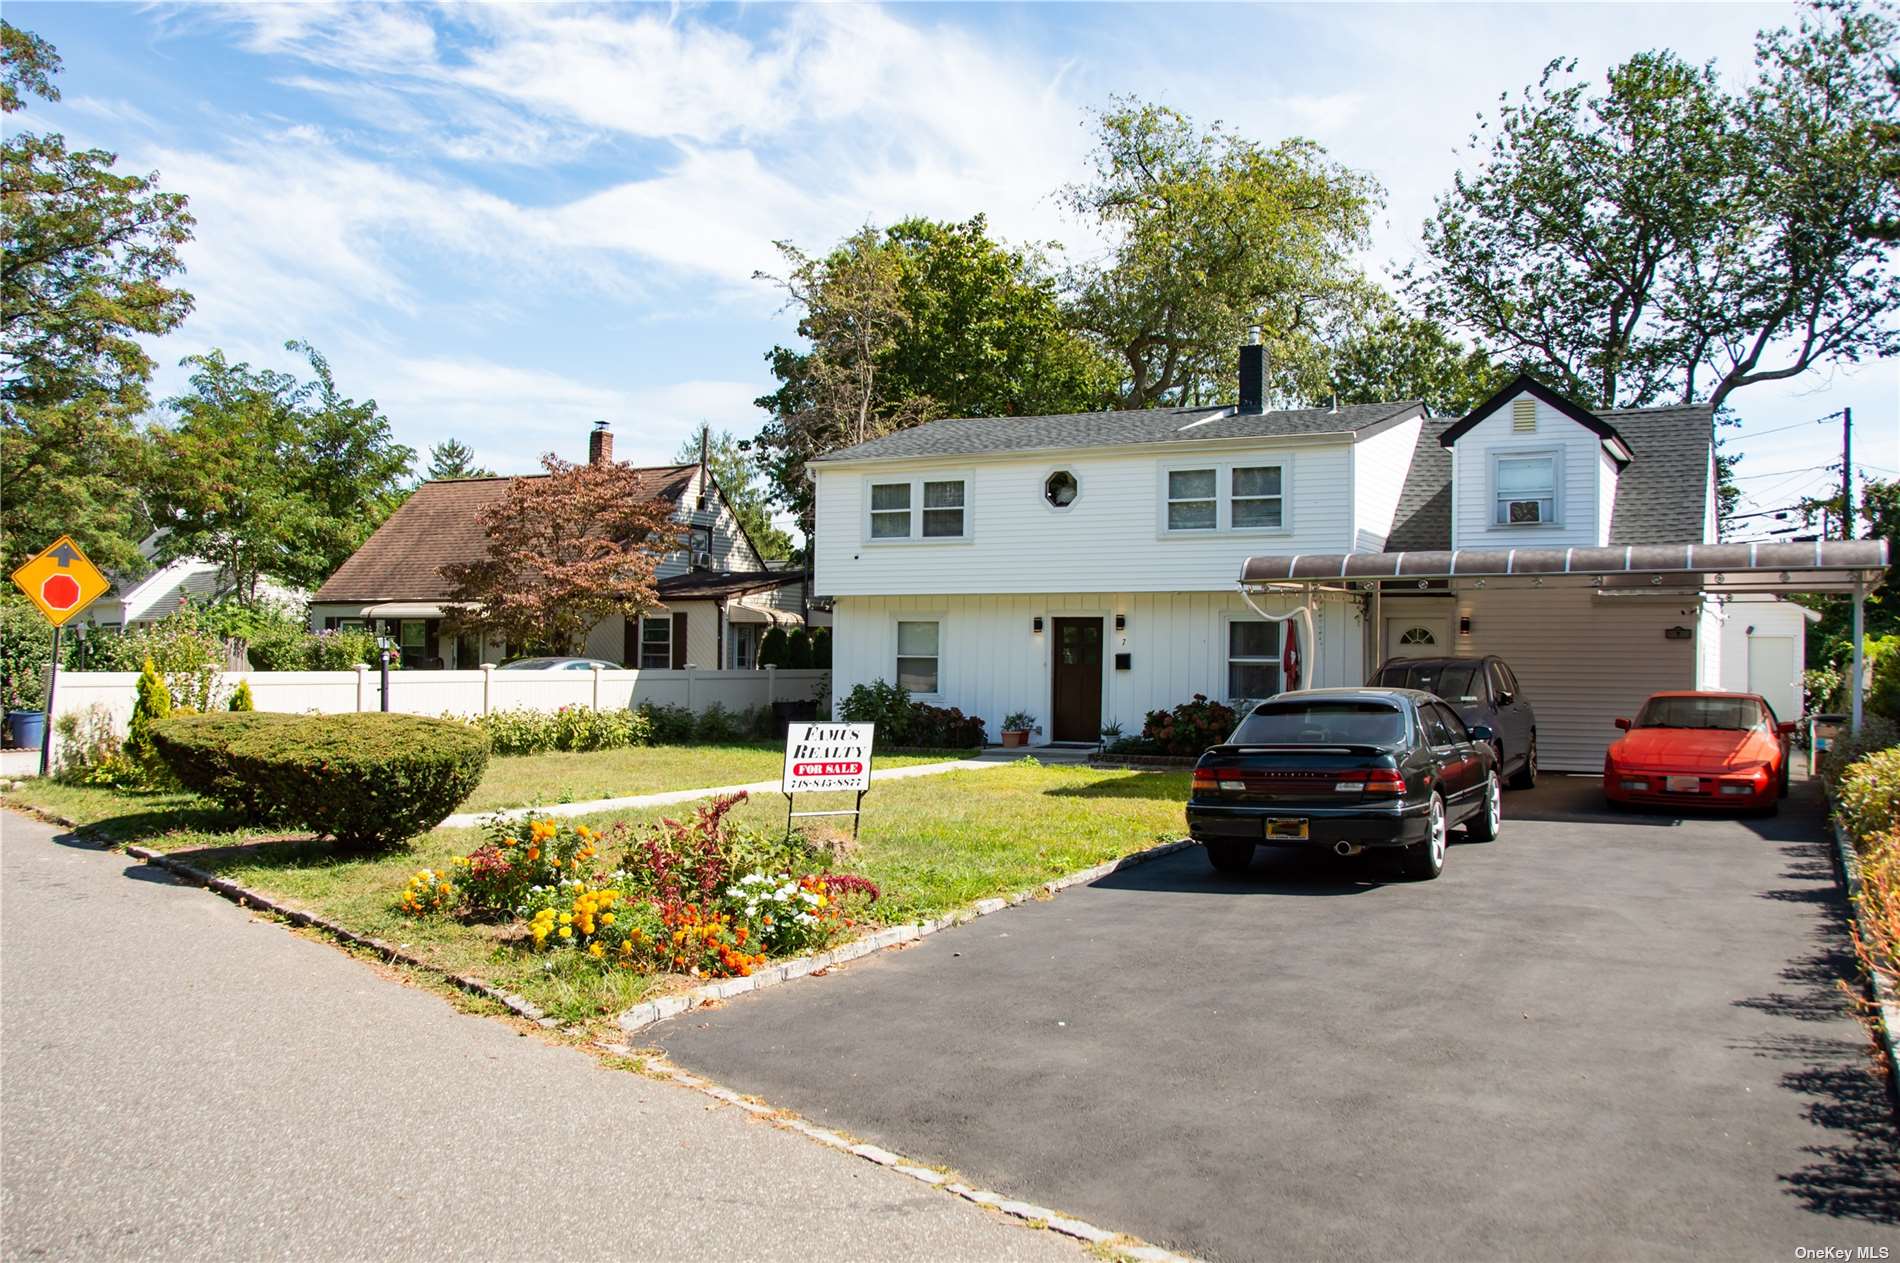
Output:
left=1040, top=466, right=1083, bottom=514
left=638, top=614, right=672, bottom=669
left=1156, top=458, right=1294, bottom=537
left=1221, top=613, right=1284, bottom=708
left=861, top=472, right=975, bottom=545
left=892, top=613, right=946, bottom=699
left=1488, top=445, right=1564, bottom=528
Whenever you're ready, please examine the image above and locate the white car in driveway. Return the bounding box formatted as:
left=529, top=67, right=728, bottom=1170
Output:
left=496, top=657, right=620, bottom=671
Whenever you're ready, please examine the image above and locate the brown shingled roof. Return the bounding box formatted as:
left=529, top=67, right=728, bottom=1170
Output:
left=312, top=466, right=697, bottom=603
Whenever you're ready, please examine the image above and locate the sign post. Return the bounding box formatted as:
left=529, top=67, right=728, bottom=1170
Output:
left=9, top=535, right=111, bottom=777
left=781, top=722, right=875, bottom=841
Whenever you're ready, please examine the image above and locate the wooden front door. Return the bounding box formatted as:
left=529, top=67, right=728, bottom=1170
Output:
left=1051, top=618, right=1104, bottom=743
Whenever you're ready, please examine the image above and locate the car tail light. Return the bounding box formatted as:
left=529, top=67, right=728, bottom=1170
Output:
left=1332, top=769, right=1405, bottom=796
left=1192, top=769, right=1218, bottom=793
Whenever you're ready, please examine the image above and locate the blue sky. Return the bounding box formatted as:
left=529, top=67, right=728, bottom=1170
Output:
left=10, top=1, right=1896, bottom=536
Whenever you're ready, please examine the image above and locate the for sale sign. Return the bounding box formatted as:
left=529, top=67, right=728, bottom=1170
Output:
left=782, top=722, right=875, bottom=794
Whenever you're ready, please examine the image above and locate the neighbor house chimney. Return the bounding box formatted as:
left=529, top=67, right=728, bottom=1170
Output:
left=1238, top=327, right=1267, bottom=415
left=589, top=420, right=613, bottom=466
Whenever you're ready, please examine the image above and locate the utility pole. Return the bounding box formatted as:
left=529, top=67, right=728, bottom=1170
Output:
left=1841, top=406, right=1854, bottom=539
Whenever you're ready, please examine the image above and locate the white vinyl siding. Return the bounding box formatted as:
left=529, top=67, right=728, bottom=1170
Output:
left=1349, top=413, right=1423, bottom=551
left=830, top=591, right=1355, bottom=745
left=817, top=445, right=1351, bottom=597
left=1451, top=585, right=1699, bottom=772
left=1449, top=391, right=1605, bottom=549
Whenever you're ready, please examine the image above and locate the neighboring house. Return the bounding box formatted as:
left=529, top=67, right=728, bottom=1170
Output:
left=809, top=346, right=1841, bottom=770
left=82, top=536, right=307, bottom=630
left=308, top=423, right=808, bottom=669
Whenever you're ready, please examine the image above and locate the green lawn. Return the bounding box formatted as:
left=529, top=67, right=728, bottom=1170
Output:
left=463, top=743, right=973, bottom=814
left=1, top=762, right=1186, bottom=1026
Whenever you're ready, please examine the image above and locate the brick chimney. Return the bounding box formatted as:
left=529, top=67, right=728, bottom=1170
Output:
left=588, top=420, right=613, bottom=466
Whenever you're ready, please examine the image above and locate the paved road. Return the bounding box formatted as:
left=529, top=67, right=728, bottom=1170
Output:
left=655, top=778, right=1900, bottom=1262
left=0, top=812, right=1081, bottom=1262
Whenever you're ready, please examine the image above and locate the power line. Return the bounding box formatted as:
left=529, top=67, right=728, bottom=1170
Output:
left=1731, top=463, right=1835, bottom=481
left=1725, top=409, right=1848, bottom=442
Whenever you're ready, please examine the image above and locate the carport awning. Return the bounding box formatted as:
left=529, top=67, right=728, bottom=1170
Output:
left=1239, top=540, right=1889, bottom=594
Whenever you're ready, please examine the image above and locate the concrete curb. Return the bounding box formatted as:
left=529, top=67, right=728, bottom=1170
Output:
left=599, top=1051, right=1200, bottom=1263
left=122, top=844, right=556, bottom=1028
left=617, top=838, right=1196, bottom=1035
left=1828, top=820, right=1900, bottom=1117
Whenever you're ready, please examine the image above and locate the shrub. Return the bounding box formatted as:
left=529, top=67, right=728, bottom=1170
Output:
left=84, top=606, right=226, bottom=710
left=784, top=628, right=814, bottom=669
left=126, top=658, right=174, bottom=783
left=809, top=626, right=832, bottom=669
left=228, top=679, right=255, bottom=711
left=1823, top=716, right=1900, bottom=795
left=1838, top=746, right=1900, bottom=849
left=758, top=627, right=789, bottom=668
left=160, top=712, right=489, bottom=848
left=636, top=702, right=696, bottom=744
left=1141, top=694, right=1240, bottom=758
left=472, top=706, right=652, bottom=755
left=837, top=679, right=985, bottom=749
left=53, top=704, right=132, bottom=785
left=1871, top=634, right=1900, bottom=723
left=307, top=627, right=387, bottom=671
left=693, top=702, right=741, bottom=743
left=149, top=711, right=303, bottom=821
left=0, top=593, right=52, bottom=713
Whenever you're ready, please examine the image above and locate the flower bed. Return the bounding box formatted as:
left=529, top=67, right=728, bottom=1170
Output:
left=1825, top=720, right=1900, bottom=1078
left=400, top=794, right=881, bottom=980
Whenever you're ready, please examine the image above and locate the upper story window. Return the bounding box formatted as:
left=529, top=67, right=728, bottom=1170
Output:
left=688, top=525, right=713, bottom=566
left=863, top=474, right=972, bottom=543
left=1492, top=450, right=1561, bottom=526
left=1161, top=460, right=1291, bottom=534
left=1044, top=470, right=1079, bottom=509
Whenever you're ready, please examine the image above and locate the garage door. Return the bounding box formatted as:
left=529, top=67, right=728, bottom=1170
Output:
left=1462, top=588, right=1698, bottom=772
left=1747, top=635, right=1798, bottom=724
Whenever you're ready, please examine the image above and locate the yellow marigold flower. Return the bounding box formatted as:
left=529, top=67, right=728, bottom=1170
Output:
left=600, top=912, right=615, bottom=926
left=559, top=927, right=573, bottom=939
left=559, top=913, right=573, bottom=924
left=589, top=942, right=604, bottom=959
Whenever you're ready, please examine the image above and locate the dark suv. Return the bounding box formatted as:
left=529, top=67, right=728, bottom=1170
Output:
left=1370, top=656, right=1536, bottom=789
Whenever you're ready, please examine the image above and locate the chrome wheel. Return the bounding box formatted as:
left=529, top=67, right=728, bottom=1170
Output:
left=1403, top=793, right=1448, bottom=880
left=1468, top=772, right=1501, bottom=841
left=1430, top=795, right=1448, bottom=867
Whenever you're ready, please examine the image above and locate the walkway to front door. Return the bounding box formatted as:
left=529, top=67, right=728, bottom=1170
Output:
left=1051, top=618, right=1103, bottom=742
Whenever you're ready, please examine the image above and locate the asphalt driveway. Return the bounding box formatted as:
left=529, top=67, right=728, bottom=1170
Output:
left=653, top=775, right=1900, bottom=1262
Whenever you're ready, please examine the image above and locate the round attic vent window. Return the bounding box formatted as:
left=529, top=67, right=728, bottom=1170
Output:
left=1044, top=470, right=1079, bottom=509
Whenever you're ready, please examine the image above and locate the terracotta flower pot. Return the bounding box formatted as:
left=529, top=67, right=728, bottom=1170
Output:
left=1001, top=730, right=1028, bottom=748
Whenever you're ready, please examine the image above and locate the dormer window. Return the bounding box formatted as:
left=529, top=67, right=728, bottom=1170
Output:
left=1493, top=450, right=1560, bottom=526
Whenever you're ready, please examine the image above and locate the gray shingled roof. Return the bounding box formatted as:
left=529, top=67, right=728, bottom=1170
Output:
left=810, top=400, right=1425, bottom=464
left=1385, top=403, right=1713, bottom=550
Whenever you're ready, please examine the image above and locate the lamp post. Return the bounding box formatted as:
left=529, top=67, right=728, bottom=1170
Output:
left=377, top=635, right=393, bottom=713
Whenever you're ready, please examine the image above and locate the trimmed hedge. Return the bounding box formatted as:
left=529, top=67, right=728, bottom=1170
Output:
left=153, top=712, right=490, bottom=848
left=150, top=712, right=303, bottom=822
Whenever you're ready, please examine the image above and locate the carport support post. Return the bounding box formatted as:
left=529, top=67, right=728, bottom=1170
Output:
left=1851, top=580, right=1866, bottom=734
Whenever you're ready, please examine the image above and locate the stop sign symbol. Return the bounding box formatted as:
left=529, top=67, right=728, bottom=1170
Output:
left=41, top=573, right=81, bottom=611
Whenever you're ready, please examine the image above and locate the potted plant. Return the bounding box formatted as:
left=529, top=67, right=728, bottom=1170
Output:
left=1001, top=710, right=1036, bottom=748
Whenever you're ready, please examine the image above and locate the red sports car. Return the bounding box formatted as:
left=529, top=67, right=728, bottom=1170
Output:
left=1603, top=691, right=1795, bottom=814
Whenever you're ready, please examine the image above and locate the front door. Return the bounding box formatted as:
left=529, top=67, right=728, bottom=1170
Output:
left=1051, top=618, right=1104, bottom=743
left=1385, top=616, right=1449, bottom=661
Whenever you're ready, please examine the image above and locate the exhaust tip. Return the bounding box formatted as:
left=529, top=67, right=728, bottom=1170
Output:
left=1333, top=841, right=1361, bottom=857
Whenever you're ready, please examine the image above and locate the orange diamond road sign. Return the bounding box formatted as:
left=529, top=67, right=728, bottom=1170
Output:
left=10, top=535, right=110, bottom=627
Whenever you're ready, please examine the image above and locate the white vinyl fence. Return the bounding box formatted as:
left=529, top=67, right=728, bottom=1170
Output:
left=45, top=666, right=830, bottom=765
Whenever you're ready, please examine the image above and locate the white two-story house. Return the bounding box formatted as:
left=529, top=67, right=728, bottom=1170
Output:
left=311, top=422, right=811, bottom=669
left=810, top=346, right=1824, bottom=770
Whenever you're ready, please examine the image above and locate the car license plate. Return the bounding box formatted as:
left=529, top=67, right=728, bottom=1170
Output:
left=1665, top=775, right=1701, bottom=793
left=1264, top=818, right=1309, bottom=840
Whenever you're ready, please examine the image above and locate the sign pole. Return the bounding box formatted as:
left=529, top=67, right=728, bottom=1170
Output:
left=39, top=624, right=60, bottom=779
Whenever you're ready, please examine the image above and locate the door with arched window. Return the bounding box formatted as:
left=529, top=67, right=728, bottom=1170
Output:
left=1384, top=617, right=1450, bottom=661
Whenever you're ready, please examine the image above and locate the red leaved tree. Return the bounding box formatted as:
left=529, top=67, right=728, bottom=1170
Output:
left=442, top=455, right=683, bottom=654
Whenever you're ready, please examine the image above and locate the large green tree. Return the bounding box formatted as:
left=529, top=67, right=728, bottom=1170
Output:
left=147, top=343, right=413, bottom=599
left=1330, top=305, right=1507, bottom=417
left=752, top=216, right=1113, bottom=526
left=1, top=20, right=193, bottom=574
left=675, top=426, right=793, bottom=561
left=1061, top=98, right=1382, bottom=409
left=1408, top=2, right=1899, bottom=410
